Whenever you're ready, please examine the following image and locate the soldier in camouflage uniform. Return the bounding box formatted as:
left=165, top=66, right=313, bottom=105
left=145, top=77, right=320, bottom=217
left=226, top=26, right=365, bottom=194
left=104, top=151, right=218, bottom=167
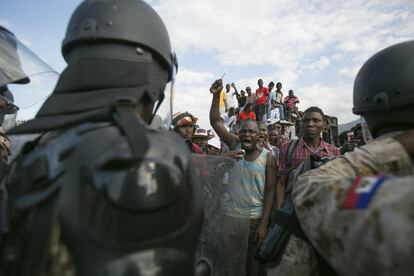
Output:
left=293, top=40, right=414, bottom=275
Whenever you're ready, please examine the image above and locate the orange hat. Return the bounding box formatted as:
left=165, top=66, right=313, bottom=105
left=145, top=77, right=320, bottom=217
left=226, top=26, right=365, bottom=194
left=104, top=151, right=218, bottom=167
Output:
left=172, top=111, right=198, bottom=127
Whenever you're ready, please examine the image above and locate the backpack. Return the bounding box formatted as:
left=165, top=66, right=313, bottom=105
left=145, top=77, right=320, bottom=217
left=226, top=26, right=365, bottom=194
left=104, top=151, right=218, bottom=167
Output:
left=256, top=139, right=337, bottom=274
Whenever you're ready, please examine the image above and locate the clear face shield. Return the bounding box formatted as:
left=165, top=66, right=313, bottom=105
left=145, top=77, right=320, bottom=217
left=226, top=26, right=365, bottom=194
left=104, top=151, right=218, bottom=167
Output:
left=151, top=52, right=177, bottom=130
left=0, top=27, right=59, bottom=130
left=168, top=53, right=178, bottom=130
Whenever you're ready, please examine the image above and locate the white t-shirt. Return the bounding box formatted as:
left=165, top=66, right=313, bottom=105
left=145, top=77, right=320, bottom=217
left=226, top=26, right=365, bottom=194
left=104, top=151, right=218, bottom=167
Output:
left=222, top=113, right=237, bottom=128
left=226, top=90, right=237, bottom=108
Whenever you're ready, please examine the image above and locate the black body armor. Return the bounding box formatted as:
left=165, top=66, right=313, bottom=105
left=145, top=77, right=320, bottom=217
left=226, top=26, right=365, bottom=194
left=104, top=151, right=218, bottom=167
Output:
left=1, top=1, right=202, bottom=275
left=1, top=118, right=203, bottom=276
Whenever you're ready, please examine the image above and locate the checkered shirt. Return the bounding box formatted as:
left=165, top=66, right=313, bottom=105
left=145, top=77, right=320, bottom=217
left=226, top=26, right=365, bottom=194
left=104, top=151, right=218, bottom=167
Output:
left=278, top=137, right=340, bottom=183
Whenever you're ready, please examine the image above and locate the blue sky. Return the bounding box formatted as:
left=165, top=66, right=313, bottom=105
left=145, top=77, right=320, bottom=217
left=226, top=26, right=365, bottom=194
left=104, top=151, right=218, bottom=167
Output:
left=2, top=0, right=414, bottom=128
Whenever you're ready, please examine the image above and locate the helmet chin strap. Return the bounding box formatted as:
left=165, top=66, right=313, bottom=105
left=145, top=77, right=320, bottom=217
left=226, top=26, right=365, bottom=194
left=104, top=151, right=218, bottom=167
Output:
left=169, top=53, right=178, bottom=130
left=360, top=116, right=373, bottom=144
left=149, top=52, right=178, bottom=128
left=169, top=67, right=176, bottom=130
left=149, top=92, right=165, bottom=124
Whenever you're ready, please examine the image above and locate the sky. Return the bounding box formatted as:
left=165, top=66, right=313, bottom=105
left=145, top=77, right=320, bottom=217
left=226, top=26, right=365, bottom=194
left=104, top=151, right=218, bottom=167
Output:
left=1, top=0, right=414, bottom=128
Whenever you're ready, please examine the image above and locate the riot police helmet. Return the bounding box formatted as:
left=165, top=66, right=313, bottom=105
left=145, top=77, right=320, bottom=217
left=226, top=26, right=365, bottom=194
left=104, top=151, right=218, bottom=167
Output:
left=353, top=40, right=414, bottom=137
left=61, top=0, right=177, bottom=103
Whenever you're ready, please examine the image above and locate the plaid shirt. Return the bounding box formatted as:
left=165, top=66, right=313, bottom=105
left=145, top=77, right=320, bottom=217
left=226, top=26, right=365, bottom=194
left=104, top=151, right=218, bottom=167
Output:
left=278, top=137, right=340, bottom=183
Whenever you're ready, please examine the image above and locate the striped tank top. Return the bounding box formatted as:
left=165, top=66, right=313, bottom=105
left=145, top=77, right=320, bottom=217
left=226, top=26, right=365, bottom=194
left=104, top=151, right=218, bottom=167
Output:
left=227, top=148, right=268, bottom=218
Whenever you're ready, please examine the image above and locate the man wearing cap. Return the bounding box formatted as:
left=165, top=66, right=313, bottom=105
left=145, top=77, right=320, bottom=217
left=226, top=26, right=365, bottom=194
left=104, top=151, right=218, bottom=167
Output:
left=207, top=137, right=221, bottom=155
left=193, top=128, right=210, bottom=153
left=172, top=111, right=203, bottom=153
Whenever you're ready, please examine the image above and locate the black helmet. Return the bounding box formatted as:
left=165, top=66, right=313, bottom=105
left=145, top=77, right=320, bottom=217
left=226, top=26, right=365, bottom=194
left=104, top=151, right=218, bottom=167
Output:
left=353, top=40, right=414, bottom=137
left=62, top=0, right=176, bottom=80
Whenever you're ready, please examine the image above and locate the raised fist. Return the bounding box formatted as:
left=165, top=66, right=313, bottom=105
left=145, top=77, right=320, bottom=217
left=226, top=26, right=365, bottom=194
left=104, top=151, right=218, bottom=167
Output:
left=210, top=79, right=223, bottom=94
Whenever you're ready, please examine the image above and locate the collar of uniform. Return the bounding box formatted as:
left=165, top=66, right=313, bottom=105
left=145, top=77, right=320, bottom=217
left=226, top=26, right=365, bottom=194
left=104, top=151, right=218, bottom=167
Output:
left=377, top=131, right=403, bottom=139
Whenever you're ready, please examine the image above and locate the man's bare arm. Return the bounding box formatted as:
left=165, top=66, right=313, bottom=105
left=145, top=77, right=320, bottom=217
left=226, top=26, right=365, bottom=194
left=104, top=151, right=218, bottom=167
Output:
left=263, top=152, right=277, bottom=224
left=275, top=178, right=285, bottom=209
left=256, top=152, right=277, bottom=242
left=231, top=82, right=239, bottom=96
left=209, top=79, right=238, bottom=149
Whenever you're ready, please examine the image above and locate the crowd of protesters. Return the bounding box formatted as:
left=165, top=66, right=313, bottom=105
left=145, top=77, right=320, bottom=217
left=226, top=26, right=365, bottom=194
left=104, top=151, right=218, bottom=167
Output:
left=169, top=77, right=364, bottom=275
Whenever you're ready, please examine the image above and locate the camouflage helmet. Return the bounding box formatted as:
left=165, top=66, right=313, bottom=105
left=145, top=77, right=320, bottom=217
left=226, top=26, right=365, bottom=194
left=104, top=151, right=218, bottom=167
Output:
left=353, top=40, right=414, bottom=137
left=62, top=0, right=176, bottom=80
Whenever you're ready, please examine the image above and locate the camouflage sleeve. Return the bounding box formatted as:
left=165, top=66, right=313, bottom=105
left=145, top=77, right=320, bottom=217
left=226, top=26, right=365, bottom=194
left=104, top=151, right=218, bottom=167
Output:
left=0, top=131, right=11, bottom=158
left=292, top=137, right=414, bottom=275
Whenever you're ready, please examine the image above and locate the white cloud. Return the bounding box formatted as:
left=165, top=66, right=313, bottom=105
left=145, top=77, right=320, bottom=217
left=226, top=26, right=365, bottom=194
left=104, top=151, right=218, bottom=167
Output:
left=156, top=68, right=216, bottom=128
left=298, top=83, right=358, bottom=124
left=301, top=56, right=331, bottom=72
left=154, top=0, right=414, bottom=83
left=0, top=18, right=12, bottom=29
left=175, top=69, right=214, bottom=86
left=8, top=0, right=414, bottom=126
left=150, top=0, right=414, bottom=125
left=337, top=65, right=360, bottom=79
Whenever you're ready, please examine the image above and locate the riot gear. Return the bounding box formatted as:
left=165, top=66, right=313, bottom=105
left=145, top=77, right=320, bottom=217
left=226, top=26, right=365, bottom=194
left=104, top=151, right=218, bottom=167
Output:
left=0, top=26, right=29, bottom=87
left=353, top=40, right=414, bottom=137
left=0, top=26, right=58, bottom=159
left=62, top=0, right=176, bottom=105
left=1, top=1, right=202, bottom=276
left=62, top=0, right=173, bottom=74
left=194, top=154, right=251, bottom=275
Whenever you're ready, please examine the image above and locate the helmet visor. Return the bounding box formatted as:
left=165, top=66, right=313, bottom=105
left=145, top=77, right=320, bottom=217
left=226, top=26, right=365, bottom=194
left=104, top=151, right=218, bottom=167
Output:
left=0, top=28, right=59, bottom=121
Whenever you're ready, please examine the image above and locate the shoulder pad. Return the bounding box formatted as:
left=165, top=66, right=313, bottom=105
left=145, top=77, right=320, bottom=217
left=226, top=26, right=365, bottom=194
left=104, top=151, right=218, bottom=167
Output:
left=70, top=127, right=191, bottom=211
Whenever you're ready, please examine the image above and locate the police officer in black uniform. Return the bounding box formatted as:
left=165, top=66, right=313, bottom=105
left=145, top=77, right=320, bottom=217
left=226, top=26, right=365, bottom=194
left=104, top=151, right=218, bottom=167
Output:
left=0, top=1, right=203, bottom=275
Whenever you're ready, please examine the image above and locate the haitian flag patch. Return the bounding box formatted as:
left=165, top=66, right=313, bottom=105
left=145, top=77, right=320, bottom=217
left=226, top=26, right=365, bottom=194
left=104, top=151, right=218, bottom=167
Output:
left=341, top=176, right=389, bottom=209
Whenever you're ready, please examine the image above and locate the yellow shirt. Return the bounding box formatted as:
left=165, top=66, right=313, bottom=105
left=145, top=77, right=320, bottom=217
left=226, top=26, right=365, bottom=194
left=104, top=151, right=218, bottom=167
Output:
left=219, top=90, right=227, bottom=108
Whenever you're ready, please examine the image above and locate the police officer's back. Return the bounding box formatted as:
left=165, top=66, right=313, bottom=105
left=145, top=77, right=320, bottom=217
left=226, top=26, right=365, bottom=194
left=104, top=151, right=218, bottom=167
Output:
left=0, top=1, right=202, bottom=275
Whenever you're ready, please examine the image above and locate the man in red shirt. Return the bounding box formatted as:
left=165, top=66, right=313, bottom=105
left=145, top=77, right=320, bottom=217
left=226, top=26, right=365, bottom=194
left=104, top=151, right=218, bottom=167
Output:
left=276, top=106, right=340, bottom=207
left=239, top=103, right=256, bottom=121
left=284, top=89, right=299, bottom=122
left=255, top=79, right=269, bottom=122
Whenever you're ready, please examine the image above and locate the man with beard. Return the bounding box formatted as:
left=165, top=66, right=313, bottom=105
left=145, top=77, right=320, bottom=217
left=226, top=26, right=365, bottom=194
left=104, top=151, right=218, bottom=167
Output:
left=210, top=79, right=276, bottom=276
left=271, top=106, right=340, bottom=275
